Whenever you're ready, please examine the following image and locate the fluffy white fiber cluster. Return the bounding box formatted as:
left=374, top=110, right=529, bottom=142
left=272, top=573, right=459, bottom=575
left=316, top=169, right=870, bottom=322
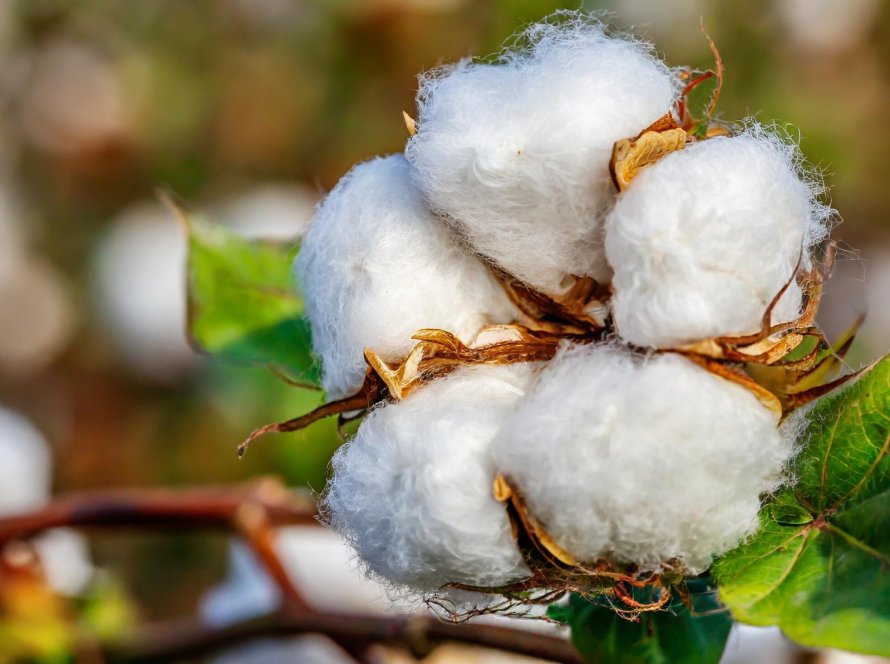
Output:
left=324, top=364, right=534, bottom=590
left=606, top=127, right=831, bottom=348
left=406, top=16, right=676, bottom=295
left=295, top=154, right=515, bottom=398
left=298, top=12, right=828, bottom=594
left=494, top=344, right=791, bottom=574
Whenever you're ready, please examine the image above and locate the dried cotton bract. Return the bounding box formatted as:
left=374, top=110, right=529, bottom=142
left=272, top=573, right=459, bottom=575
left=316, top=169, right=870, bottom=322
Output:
left=324, top=364, right=534, bottom=591
left=606, top=127, right=832, bottom=349
left=406, top=16, right=676, bottom=296
left=295, top=154, right=516, bottom=398
left=494, top=344, right=793, bottom=574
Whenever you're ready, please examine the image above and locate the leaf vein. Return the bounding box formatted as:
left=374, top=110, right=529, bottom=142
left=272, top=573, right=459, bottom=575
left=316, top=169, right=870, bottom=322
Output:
left=826, top=523, right=890, bottom=566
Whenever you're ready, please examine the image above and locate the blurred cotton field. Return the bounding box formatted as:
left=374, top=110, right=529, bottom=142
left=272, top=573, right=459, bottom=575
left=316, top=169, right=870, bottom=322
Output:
left=0, top=1, right=889, bottom=663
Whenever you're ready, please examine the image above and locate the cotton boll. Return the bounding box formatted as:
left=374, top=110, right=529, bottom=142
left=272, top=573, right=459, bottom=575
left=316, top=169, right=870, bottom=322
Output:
left=324, top=364, right=535, bottom=591
left=295, top=154, right=516, bottom=398
left=606, top=127, right=831, bottom=349
left=494, top=344, right=792, bottom=573
left=93, top=202, right=198, bottom=382
left=406, top=14, right=676, bottom=295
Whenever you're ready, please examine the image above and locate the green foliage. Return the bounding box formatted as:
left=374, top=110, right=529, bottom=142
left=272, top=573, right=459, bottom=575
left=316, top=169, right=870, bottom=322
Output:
left=550, top=582, right=732, bottom=664
left=185, top=214, right=319, bottom=387
left=75, top=578, right=136, bottom=643
left=714, top=356, right=890, bottom=656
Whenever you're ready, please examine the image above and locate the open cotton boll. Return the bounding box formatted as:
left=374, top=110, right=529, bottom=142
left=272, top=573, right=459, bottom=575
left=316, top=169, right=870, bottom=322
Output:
left=324, top=364, right=535, bottom=591
left=406, top=14, right=676, bottom=295
left=295, top=154, right=516, bottom=399
left=494, top=344, right=792, bottom=574
left=606, top=127, right=831, bottom=349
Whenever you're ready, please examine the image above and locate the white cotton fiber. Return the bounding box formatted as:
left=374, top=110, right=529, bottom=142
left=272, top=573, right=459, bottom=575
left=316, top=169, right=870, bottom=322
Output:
left=494, top=344, right=792, bottom=574
left=324, top=364, right=535, bottom=591
left=295, top=154, right=516, bottom=398
left=406, top=14, right=676, bottom=295
left=606, top=126, right=832, bottom=349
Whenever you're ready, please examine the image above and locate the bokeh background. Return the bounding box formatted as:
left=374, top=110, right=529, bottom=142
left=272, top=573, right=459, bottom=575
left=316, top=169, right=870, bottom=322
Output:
left=1, top=0, right=889, bottom=661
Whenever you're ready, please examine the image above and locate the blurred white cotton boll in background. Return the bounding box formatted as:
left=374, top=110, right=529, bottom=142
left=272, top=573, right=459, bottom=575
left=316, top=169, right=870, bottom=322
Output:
left=613, top=0, right=706, bottom=39
left=606, top=127, right=831, bottom=349
left=0, top=187, right=26, bottom=274
left=0, top=187, right=75, bottom=377
left=93, top=202, right=198, bottom=383
left=0, top=407, right=93, bottom=594
left=216, top=184, right=317, bottom=241
left=202, top=528, right=398, bottom=620
left=201, top=544, right=279, bottom=626
left=203, top=548, right=354, bottom=664
left=202, top=529, right=554, bottom=663
left=295, top=154, right=516, bottom=399
left=201, top=530, right=400, bottom=664
left=778, top=0, right=878, bottom=54
left=0, top=407, right=51, bottom=513
left=406, top=14, right=676, bottom=296
left=0, top=256, right=75, bottom=377
left=19, top=39, right=131, bottom=156
left=720, top=625, right=797, bottom=664
left=494, top=344, right=791, bottom=574
left=325, top=364, right=535, bottom=591
left=32, top=528, right=94, bottom=596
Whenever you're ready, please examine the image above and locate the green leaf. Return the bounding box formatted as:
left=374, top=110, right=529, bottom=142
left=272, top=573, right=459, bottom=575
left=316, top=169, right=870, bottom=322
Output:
left=551, top=584, right=732, bottom=664
left=186, top=214, right=319, bottom=386
left=713, top=355, right=890, bottom=656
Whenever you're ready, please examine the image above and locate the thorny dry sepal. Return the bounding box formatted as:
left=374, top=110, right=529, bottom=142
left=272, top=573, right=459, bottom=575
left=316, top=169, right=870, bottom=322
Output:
left=439, top=475, right=678, bottom=621
left=487, top=262, right=611, bottom=334
left=239, top=324, right=578, bottom=454
left=364, top=325, right=575, bottom=400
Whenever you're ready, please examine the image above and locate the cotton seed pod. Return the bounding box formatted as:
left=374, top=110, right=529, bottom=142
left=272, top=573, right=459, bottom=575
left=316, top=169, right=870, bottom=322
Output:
left=295, top=154, right=516, bottom=399
left=605, top=126, right=832, bottom=349
left=405, top=14, right=676, bottom=296
left=323, top=364, right=535, bottom=591
left=493, top=343, right=794, bottom=574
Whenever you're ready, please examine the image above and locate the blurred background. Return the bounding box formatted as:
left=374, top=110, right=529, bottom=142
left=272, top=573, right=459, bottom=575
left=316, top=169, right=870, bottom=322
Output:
left=0, top=0, right=888, bottom=661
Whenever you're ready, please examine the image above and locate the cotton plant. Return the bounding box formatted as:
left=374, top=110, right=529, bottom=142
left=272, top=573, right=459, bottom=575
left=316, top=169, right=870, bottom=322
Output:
left=187, top=10, right=890, bottom=662
left=288, top=10, right=833, bottom=592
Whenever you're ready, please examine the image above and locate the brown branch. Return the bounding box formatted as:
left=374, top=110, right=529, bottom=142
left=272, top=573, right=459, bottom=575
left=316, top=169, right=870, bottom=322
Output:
left=104, top=611, right=582, bottom=664
left=0, top=484, right=579, bottom=664
left=0, top=480, right=317, bottom=543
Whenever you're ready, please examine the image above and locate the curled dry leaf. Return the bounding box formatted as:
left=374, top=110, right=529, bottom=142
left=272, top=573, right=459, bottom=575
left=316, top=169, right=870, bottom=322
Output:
left=610, top=31, right=726, bottom=192
left=610, top=121, right=687, bottom=191
left=487, top=262, right=610, bottom=333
